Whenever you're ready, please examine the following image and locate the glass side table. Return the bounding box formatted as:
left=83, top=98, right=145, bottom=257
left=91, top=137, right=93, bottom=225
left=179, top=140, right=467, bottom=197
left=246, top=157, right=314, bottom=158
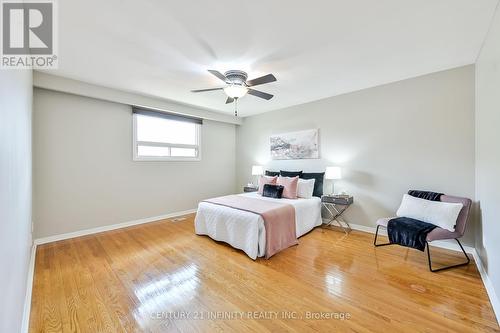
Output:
left=321, top=195, right=353, bottom=234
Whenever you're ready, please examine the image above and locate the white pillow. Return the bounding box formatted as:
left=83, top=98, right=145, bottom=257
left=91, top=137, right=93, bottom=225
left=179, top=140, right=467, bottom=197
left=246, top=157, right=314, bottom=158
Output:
left=297, top=178, right=315, bottom=199
left=396, top=194, right=463, bottom=232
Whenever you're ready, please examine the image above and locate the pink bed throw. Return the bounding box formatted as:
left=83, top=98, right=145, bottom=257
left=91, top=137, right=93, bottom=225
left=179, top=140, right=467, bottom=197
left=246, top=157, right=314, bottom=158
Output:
left=203, top=195, right=297, bottom=258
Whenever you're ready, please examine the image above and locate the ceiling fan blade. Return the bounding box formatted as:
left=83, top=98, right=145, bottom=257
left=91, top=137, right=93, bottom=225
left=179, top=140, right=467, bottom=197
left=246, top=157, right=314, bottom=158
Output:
left=191, top=87, right=224, bottom=93
left=246, top=74, right=276, bottom=87
left=208, top=69, right=228, bottom=82
left=247, top=88, right=273, bottom=100
left=225, top=97, right=234, bottom=104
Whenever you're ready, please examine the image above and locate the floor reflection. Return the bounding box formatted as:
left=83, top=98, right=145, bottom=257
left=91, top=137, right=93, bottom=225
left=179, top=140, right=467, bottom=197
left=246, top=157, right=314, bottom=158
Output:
left=325, top=271, right=344, bottom=296
left=133, top=263, right=200, bottom=329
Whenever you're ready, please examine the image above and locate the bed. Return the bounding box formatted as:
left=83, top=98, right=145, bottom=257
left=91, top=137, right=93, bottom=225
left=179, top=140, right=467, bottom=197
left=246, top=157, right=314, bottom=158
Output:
left=194, top=192, right=322, bottom=259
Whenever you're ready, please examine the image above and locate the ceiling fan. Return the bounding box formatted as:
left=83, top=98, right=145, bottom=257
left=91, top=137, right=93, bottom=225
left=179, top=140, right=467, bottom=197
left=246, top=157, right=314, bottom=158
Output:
left=191, top=70, right=277, bottom=116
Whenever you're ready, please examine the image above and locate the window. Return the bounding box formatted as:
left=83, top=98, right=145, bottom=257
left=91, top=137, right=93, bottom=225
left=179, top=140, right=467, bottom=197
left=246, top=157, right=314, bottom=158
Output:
left=133, top=107, right=202, bottom=161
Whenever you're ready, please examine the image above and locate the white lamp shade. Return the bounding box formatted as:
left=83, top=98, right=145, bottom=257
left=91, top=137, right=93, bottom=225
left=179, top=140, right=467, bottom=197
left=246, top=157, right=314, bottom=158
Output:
left=224, top=85, right=248, bottom=98
left=325, top=166, right=341, bottom=180
left=252, top=165, right=264, bottom=176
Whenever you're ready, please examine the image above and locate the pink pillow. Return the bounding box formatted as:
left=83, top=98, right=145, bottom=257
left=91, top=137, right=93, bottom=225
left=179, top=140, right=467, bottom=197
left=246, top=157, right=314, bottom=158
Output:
left=258, top=176, right=277, bottom=194
left=277, top=176, right=299, bottom=199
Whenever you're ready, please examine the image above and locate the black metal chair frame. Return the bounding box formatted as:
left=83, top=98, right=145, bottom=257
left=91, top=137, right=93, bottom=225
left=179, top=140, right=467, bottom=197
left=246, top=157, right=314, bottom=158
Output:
left=373, top=225, right=470, bottom=272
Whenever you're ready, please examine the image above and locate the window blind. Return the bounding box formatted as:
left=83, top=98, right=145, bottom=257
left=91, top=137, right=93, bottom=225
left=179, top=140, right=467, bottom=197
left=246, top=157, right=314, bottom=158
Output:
left=132, top=106, right=203, bottom=125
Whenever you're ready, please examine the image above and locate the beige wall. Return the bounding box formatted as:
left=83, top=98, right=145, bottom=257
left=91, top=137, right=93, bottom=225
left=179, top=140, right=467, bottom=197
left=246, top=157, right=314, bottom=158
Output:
left=33, top=88, right=236, bottom=238
left=0, top=70, right=33, bottom=333
left=236, top=65, right=476, bottom=246
left=476, top=4, right=500, bottom=316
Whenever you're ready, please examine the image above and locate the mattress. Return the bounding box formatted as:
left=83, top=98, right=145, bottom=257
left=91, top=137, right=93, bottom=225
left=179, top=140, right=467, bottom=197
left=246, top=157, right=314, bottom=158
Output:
left=194, top=192, right=322, bottom=259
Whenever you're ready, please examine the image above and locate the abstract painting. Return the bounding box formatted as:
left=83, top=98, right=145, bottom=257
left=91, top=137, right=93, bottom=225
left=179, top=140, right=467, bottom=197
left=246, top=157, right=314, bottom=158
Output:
left=270, top=129, right=319, bottom=160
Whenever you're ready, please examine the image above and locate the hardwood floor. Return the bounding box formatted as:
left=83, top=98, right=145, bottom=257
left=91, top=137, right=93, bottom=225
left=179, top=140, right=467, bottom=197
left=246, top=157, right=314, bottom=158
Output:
left=29, top=214, right=499, bottom=333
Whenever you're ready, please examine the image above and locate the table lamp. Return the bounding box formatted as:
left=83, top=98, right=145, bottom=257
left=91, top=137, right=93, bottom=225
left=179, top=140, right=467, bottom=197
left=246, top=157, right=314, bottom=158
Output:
left=251, top=165, right=263, bottom=187
left=325, top=166, right=342, bottom=194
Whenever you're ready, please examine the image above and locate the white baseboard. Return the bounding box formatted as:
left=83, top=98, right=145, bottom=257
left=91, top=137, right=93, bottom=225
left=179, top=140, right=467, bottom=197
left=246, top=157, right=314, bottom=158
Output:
left=34, top=209, right=197, bottom=245
left=349, top=223, right=384, bottom=236
left=471, top=249, right=500, bottom=324
left=21, top=243, right=37, bottom=333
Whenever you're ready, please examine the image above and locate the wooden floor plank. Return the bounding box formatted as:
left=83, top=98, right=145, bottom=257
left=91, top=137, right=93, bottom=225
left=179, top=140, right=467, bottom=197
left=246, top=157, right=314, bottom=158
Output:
left=29, top=214, right=499, bottom=332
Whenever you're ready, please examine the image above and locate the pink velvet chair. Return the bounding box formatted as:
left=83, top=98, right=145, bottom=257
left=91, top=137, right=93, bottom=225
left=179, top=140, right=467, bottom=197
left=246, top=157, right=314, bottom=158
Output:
left=373, top=195, right=472, bottom=272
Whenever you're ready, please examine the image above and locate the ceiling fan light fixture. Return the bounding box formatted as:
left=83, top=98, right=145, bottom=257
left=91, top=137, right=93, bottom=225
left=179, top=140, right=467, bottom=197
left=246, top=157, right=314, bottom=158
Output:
left=224, top=85, right=248, bottom=98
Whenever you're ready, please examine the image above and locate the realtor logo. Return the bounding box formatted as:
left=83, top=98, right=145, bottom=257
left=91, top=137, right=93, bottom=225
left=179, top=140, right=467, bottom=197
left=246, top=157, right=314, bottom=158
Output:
left=1, top=0, right=57, bottom=68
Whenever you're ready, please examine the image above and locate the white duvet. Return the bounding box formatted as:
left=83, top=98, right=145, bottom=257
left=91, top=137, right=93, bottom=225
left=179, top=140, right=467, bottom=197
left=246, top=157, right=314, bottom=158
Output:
left=194, top=192, right=322, bottom=259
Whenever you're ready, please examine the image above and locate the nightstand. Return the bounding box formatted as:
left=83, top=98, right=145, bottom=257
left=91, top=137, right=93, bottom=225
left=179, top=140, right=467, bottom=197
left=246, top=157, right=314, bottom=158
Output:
left=243, top=186, right=259, bottom=193
left=321, top=195, right=353, bottom=234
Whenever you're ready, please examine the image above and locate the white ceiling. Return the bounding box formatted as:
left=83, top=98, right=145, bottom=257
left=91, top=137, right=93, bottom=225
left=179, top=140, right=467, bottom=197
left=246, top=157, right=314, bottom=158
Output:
left=45, top=0, right=498, bottom=117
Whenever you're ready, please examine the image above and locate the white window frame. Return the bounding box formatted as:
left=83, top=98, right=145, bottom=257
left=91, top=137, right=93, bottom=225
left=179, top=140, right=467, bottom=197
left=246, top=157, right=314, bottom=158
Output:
left=132, top=113, right=202, bottom=162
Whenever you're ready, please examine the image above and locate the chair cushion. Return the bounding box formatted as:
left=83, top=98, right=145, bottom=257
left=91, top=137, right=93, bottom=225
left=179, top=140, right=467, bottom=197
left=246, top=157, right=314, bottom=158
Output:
left=396, top=194, right=462, bottom=232
left=376, top=194, right=471, bottom=243
left=376, top=217, right=461, bottom=242
left=426, top=228, right=461, bottom=242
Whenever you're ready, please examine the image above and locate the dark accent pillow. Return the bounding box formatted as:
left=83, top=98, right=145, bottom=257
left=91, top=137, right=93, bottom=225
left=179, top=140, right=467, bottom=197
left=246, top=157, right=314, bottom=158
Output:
left=301, top=172, right=325, bottom=197
left=262, top=184, right=284, bottom=199
left=265, top=170, right=280, bottom=177
left=280, top=170, right=303, bottom=177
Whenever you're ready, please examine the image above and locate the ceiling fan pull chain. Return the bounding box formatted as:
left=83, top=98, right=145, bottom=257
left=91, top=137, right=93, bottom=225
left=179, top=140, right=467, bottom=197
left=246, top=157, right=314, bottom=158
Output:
left=234, top=97, right=238, bottom=117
